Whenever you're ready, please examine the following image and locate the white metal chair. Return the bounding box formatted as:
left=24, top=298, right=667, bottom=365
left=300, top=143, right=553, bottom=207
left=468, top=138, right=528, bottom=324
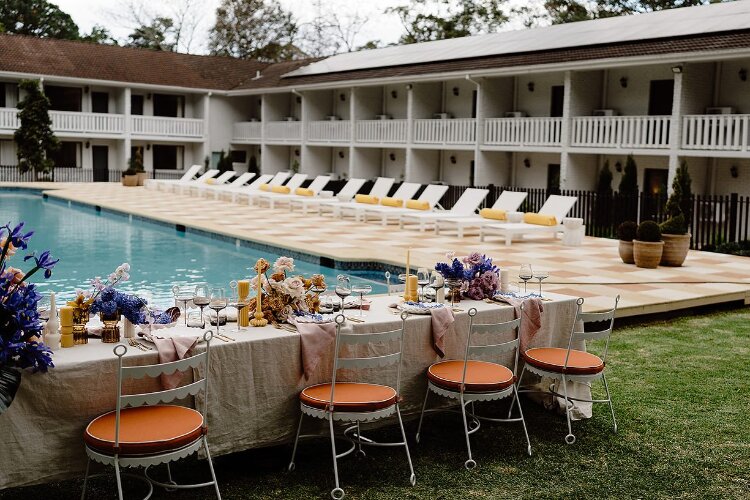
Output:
left=290, top=178, right=367, bottom=213
left=358, top=184, right=451, bottom=226
left=517, top=296, right=619, bottom=444
left=82, top=331, right=220, bottom=500
left=384, top=271, right=406, bottom=295
left=399, top=188, right=490, bottom=232
left=435, top=190, right=529, bottom=237
left=479, top=195, right=578, bottom=245
left=415, top=307, right=531, bottom=469
left=288, top=314, right=415, bottom=499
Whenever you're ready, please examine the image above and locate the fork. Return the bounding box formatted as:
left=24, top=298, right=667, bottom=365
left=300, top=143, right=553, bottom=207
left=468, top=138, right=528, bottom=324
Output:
left=127, top=338, right=151, bottom=351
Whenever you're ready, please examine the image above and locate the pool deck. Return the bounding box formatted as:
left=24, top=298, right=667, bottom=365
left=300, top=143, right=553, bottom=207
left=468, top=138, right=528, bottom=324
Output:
left=4, top=182, right=750, bottom=317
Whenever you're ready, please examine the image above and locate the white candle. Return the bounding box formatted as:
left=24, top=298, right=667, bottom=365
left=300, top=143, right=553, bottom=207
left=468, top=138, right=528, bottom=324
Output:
left=46, top=291, right=59, bottom=335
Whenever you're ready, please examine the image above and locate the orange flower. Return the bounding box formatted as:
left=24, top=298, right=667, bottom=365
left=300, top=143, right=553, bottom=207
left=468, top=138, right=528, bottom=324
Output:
left=6, top=266, right=25, bottom=285
left=1, top=238, right=16, bottom=257
left=254, top=258, right=270, bottom=274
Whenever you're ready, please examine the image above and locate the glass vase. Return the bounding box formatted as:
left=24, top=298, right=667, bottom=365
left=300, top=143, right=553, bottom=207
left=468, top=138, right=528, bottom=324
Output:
left=101, top=312, right=121, bottom=343
left=72, top=306, right=90, bottom=345
left=445, top=278, right=463, bottom=309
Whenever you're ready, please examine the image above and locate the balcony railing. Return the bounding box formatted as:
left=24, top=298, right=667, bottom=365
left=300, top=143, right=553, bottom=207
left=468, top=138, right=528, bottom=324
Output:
left=484, top=117, right=562, bottom=147
left=413, top=118, right=476, bottom=145
left=0, top=108, right=19, bottom=130
left=355, top=119, right=408, bottom=143
left=265, top=121, right=301, bottom=142
left=232, top=121, right=263, bottom=142
left=682, top=114, right=749, bottom=151
left=308, top=120, right=351, bottom=142
left=131, top=116, right=204, bottom=138
left=571, top=115, right=671, bottom=149
left=50, top=111, right=125, bottom=134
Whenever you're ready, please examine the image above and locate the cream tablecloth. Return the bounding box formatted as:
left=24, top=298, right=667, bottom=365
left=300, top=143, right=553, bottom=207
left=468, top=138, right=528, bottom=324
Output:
left=0, top=293, right=585, bottom=488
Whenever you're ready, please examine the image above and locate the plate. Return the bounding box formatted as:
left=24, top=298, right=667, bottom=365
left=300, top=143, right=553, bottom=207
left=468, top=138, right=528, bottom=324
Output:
left=137, top=330, right=205, bottom=344
left=292, top=312, right=335, bottom=324
left=397, top=302, right=446, bottom=315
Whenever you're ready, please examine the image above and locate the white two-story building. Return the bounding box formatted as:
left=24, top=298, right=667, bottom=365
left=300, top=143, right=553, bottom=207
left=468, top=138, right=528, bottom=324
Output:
left=2, top=1, right=750, bottom=195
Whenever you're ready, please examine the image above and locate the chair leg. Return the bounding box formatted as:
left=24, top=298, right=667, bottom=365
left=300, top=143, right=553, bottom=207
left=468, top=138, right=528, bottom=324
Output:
left=602, top=373, right=618, bottom=433
left=288, top=412, right=304, bottom=471
left=514, top=386, right=532, bottom=456
left=415, top=385, right=430, bottom=443
left=459, top=394, right=476, bottom=470
left=80, top=458, right=90, bottom=500
left=395, top=405, right=416, bottom=486
left=355, top=422, right=365, bottom=458
left=203, top=437, right=222, bottom=500
left=328, top=413, right=344, bottom=500
left=562, top=375, right=576, bottom=444
left=508, top=366, right=526, bottom=418
left=114, top=457, right=124, bottom=500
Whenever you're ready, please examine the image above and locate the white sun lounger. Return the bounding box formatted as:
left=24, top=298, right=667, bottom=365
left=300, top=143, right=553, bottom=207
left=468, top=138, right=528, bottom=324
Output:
left=344, top=182, right=422, bottom=220
left=358, top=184, right=450, bottom=225
left=248, top=173, right=308, bottom=205
left=290, top=178, right=367, bottom=213
left=435, top=190, right=528, bottom=238
left=198, top=172, right=256, bottom=199
left=479, top=195, right=578, bottom=246
left=174, top=169, right=220, bottom=194
left=322, top=177, right=396, bottom=217
left=146, top=164, right=202, bottom=191
left=186, top=170, right=236, bottom=196
left=399, top=188, right=489, bottom=232
left=234, top=171, right=290, bottom=204
left=217, top=174, right=273, bottom=202
left=260, top=175, right=331, bottom=209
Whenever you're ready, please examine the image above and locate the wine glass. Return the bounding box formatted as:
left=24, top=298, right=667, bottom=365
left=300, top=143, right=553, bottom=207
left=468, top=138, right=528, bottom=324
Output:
left=518, top=264, right=533, bottom=294
left=335, top=275, right=351, bottom=312
left=533, top=269, right=550, bottom=297
left=228, top=280, right=248, bottom=333
left=351, top=283, right=372, bottom=318
left=193, top=284, right=210, bottom=328
left=429, top=271, right=444, bottom=303
left=172, top=285, right=195, bottom=327
left=417, top=268, right=430, bottom=302
left=209, top=288, right=228, bottom=337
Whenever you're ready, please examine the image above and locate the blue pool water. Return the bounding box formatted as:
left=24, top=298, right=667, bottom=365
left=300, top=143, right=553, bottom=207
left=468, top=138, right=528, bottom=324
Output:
left=1, top=191, right=387, bottom=307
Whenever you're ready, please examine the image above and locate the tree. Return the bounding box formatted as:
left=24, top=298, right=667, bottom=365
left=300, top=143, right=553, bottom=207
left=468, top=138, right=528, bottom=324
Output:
left=0, top=0, right=80, bottom=39
left=387, top=0, right=508, bottom=45
left=597, top=160, right=614, bottom=194
left=80, top=25, right=119, bottom=45
left=14, top=80, right=60, bottom=180
left=542, top=0, right=718, bottom=24
left=127, top=17, right=177, bottom=51
left=109, top=0, right=205, bottom=53
left=297, top=0, right=372, bottom=57
left=618, top=155, right=638, bottom=195
left=208, top=0, right=298, bottom=62
left=665, top=160, right=693, bottom=221
left=545, top=0, right=594, bottom=24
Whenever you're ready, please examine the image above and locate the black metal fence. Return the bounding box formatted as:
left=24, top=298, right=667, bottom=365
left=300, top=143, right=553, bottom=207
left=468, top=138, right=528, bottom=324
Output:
left=0, top=166, right=184, bottom=182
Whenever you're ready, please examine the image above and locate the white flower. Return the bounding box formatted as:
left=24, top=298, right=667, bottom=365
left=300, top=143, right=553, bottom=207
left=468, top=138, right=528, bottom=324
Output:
left=445, top=251, right=456, bottom=261
left=283, top=277, right=306, bottom=299
left=273, top=256, right=295, bottom=273
left=121, top=263, right=131, bottom=272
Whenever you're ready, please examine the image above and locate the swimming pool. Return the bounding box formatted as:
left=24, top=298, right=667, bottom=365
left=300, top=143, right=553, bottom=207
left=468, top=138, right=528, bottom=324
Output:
left=1, top=191, right=388, bottom=307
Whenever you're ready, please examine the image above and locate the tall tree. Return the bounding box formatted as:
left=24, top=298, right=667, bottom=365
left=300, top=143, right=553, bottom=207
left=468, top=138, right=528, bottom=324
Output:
left=126, top=17, right=177, bottom=51
left=0, top=0, right=79, bottom=39
left=297, top=0, right=372, bottom=57
left=80, top=25, right=119, bottom=45
left=545, top=0, right=594, bottom=24
left=618, top=155, right=639, bottom=195
left=110, top=0, right=205, bottom=53
left=14, top=80, right=60, bottom=180
left=543, top=0, right=719, bottom=23
left=387, top=0, right=508, bottom=44
left=208, top=0, right=298, bottom=62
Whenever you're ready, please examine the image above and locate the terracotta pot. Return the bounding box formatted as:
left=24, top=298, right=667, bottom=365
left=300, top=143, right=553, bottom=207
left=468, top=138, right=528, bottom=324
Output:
left=660, top=233, right=691, bottom=267
left=633, top=240, right=664, bottom=269
left=136, top=172, right=148, bottom=186
left=618, top=240, right=634, bottom=264
left=122, top=175, right=138, bottom=187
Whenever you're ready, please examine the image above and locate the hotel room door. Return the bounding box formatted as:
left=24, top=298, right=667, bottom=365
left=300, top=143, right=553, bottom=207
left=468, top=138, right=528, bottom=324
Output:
left=92, top=146, right=109, bottom=182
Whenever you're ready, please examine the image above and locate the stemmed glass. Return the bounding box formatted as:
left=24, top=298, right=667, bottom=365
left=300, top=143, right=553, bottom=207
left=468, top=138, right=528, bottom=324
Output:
left=228, top=280, right=248, bottom=333
left=533, top=269, right=549, bottom=297
left=193, top=284, right=210, bottom=328
left=209, top=288, right=228, bottom=337
left=335, top=275, right=351, bottom=312
left=350, top=283, right=372, bottom=318
left=429, top=271, right=444, bottom=303
left=519, top=264, right=533, bottom=294
left=417, top=268, right=430, bottom=302
left=172, top=285, right=195, bottom=327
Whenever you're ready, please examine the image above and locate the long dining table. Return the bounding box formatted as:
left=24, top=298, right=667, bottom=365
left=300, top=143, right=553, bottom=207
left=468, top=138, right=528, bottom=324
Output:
left=0, top=293, right=588, bottom=489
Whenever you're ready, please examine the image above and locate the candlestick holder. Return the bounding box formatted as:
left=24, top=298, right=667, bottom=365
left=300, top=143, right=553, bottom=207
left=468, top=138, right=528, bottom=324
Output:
left=250, top=308, right=268, bottom=327
left=251, top=258, right=269, bottom=327
left=101, top=312, right=121, bottom=343
left=71, top=305, right=89, bottom=345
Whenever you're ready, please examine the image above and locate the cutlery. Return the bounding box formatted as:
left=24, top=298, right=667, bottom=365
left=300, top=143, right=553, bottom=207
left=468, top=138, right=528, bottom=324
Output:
left=127, top=338, right=151, bottom=351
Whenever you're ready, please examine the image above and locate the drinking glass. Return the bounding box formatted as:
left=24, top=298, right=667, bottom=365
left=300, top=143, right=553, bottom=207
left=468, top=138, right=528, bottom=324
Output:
left=193, top=284, right=210, bottom=328
left=533, top=270, right=550, bottom=297
left=228, top=280, right=248, bottom=333
left=335, top=275, right=351, bottom=312
left=172, top=285, right=195, bottom=327
left=209, top=288, right=228, bottom=337
left=518, top=264, right=533, bottom=294
left=429, top=271, right=444, bottom=303
left=350, top=283, right=372, bottom=317
left=417, top=268, right=430, bottom=302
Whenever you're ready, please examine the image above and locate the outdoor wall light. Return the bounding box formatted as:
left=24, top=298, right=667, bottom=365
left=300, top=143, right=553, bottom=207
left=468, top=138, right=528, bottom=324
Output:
left=296, top=96, right=302, bottom=103
left=619, top=77, right=628, bottom=88
left=730, top=165, right=739, bottom=178
left=85, top=141, right=90, bottom=149
left=527, top=82, right=535, bottom=92
left=146, top=93, right=152, bottom=100
left=389, top=152, right=396, bottom=161
left=84, top=86, right=89, bottom=94
left=671, top=65, right=683, bottom=74
left=739, top=68, right=748, bottom=82
left=450, top=155, right=457, bottom=164
left=294, top=149, right=300, bottom=156
left=339, top=93, right=346, bottom=102
left=258, top=99, right=262, bottom=105
left=452, top=86, right=460, bottom=96
left=405, top=84, right=413, bottom=90
left=615, top=161, right=623, bottom=173
left=337, top=151, right=345, bottom=159
left=523, top=158, right=531, bottom=168
left=391, top=90, right=398, bottom=99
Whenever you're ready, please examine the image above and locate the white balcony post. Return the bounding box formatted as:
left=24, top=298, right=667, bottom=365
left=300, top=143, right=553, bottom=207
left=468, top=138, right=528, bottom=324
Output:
left=559, top=71, right=572, bottom=190
left=668, top=67, right=684, bottom=195
left=405, top=84, right=414, bottom=181
left=260, top=95, right=266, bottom=144
left=468, top=76, right=482, bottom=185
left=203, top=92, right=211, bottom=170
left=123, top=87, right=131, bottom=169
left=348, top=87, right=355, bottom=179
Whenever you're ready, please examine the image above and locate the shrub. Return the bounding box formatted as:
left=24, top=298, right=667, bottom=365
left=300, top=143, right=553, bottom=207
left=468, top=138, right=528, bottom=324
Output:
left=660, top=214, right=688, bottom=235
left=636, top=220, right=661, bottom=242
left=617, top=221, right=637, bottom=241
left=618, top=155, right=638, bottom=195
left=715, top=240, right=750, bottom=257
left=597, top=160, right=613, bottom=194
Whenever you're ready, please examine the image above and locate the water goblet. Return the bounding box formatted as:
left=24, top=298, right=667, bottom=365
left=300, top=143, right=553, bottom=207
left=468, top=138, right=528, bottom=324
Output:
left=172, top=285, right=195, bottom=327
left=209, top=288, right=228, bottom=337
left=533, top=269, right=550, bottom=297
left=193, top=284, right=210, bottom=328
left=417, top=268, right=431, bottom=302
left=519, top=264, right=533, bottom=294
left=351, top=283, right=372, bottom=318
left=335, top=275, right=351, bottom=312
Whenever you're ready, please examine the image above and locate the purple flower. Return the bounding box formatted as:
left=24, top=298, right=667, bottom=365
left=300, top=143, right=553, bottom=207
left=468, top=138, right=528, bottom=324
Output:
left=463, top=252, right=483, bottom=267
left=23, top=250, right=59, bottom=279
left=1, top=222, right=34, bottom=251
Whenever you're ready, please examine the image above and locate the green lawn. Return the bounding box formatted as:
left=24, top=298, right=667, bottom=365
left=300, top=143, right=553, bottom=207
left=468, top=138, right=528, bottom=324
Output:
left=3, top=307, right=749, bottom=499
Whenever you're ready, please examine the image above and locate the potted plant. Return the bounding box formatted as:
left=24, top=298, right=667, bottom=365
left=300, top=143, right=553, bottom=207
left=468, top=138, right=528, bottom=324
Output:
left=659, top=161, right=693, bottom=266
left=633, top=220, right=663, bottom=269
left=121, top=166, right=138, bottom=187
left=129, top=149, right=147, bottom=186
left=617, top=221, right=637, bottom=264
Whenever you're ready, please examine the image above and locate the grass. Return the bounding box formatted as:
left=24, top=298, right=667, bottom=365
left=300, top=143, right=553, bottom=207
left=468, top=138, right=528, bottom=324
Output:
left=2, top=307, right=749, bottom=499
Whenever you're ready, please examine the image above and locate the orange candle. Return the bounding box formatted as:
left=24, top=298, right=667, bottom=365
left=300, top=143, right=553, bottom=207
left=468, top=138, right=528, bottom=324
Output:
left=59, top=306, right=74, bottom=327
left=237, top=279, right=250, bottom=327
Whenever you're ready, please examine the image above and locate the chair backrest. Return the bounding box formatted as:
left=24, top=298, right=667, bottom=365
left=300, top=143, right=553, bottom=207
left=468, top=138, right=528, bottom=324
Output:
left=566, top=296, right=620, bottom=368
left=112, top=330, right=213, bottom=449
left=465, top=308, right=523, bottom=388
left=213, top=171, right=237, bottom=184
left=245, top=174, right=273, bottom=190
left=368, top=177, right=396, bottom=198
left=306, top=175, right=331, bottom=193
left=284, top=173, right=308, bottom=191
left=390, top=182, right=421, bottom=201
left=194, top=169, right=220, bottom=183
left=228, top=172, right=256, bottom=187
left=449, top=188, right=490, bottom=215
left=336, top=178, right=367, bottom=200
left=416, top=184, right=450, bottom=209
left=537, top=195, right=578, bottom=223
left=330, top=313, right=408, bottom=408
left=178, top=165, right=202, bottom=182
left=384, top=271, right=406, bottom=295
left=268, top=171, right=291, bottom=186
left=492, top=191, right=528, bottom=212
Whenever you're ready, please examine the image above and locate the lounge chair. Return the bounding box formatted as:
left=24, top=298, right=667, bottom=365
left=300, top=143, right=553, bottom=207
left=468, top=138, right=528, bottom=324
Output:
left=341, top=182, right=422, bottom=220
left=247, top=173, right=308, bottom=205
left=289, top=178, right=367, bottom=213
left=196, top=172, right=256, bottom=199
left=259, top=175, right=331, bottom=209
left=215, top=173, right=273, bottom=202
left=435, top=190, right=528, bottom=238
left=234, top=172, right=290, bottom=204
left=479, top=195, right=578, bottom=246
left=321, top=177, right=395, bottom=217
left=399, top=188, right=489, bottom=232
left=145, top=164, right=202, bottom=191
left=172, top=169, right=220, bottom=194
left=186, top=170, right=236, bottom=196
left=357, top=184, right=450, bottom=226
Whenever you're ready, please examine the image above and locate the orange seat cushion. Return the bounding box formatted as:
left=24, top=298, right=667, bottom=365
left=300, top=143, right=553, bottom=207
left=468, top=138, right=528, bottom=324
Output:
left=523, top=347, right=604, bottom=375
left=427, top=360, right=514, bottom=392
left=300, top=382, right=397, bottom=412
left=84, top=405, right=204, bottom=456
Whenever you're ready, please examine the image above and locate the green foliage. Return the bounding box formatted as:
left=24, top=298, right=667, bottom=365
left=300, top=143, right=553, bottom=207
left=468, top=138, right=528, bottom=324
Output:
left=387, top=0, right=508, bottom=44
left=248, top=155, right=259, bottom=174
left=127, top=17, right=176, bottom=51
left=209, top=0, right=298, bottom=62
left=0, top=0, right=79, bottom=39
left=217, top=150, right=234, bottom=173
left=665, top=159, right=693, bottom=221
left=618, top=154, right=638, bottom=195
left=128, top=149, right=145, bottom=173
left=14, top=80, right=59, bottom=178
left=80, top=25, right=118, bottom=45
left=636, top=220, right=661, bottom=242
left=660, top=213, right=688, bottom=235
left=543, top=0, right=714, bottom=23
left=545, top=0, right=593, bottom=24
left=714, top=240, right=750, bottom=257
left=617, top=220, right=637, bottom=241
left=597, top=160, right=613, bottom=193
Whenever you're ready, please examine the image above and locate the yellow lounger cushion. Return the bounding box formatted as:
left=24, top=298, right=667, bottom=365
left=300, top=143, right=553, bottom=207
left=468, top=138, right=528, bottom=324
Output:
left=406, top=199, right=430, bottom=211
left=204, top=178, right=216, bottom=185
left=355, top=194, right=380, bottom=204
left=259, top=183, right=271, bottom=192
left=381, top=197, right=403, bottom=207
left=272, top=185, right=291, bottom=194
left=295, top=187, right=315, bottom=196
left=523, top=213, right=557, bottom=226
left=479, top=208, right=507, bottom=220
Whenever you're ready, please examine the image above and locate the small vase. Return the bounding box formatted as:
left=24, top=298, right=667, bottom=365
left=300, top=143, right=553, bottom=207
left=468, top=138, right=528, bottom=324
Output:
left=0, top=366, right=21, bottom=415
left=72, top=306, right=90, bottom=345
left=101, top=312, right=121, bottom=343
left=445, top=278, right=463, bottom=308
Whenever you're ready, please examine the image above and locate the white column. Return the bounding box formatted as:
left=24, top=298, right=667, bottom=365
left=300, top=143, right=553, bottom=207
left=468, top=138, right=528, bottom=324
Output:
left=202, top=92, right=211, bottom=170
left=470, top=77, right=483, bottom=186
left=123, top=87, right=131, bottom=170
left=668, top=68, right=684, bottom=195
left=405, top=83, right=414, bottom=181
left=348, top=87, right=356, bottom=179
left=559, top=71, right=573, bottom=190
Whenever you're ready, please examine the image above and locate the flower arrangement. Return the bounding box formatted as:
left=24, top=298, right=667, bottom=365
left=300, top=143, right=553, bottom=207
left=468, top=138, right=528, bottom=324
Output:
left=90, top=288, right=178, bottom=326
left=249, top=256, right=324, bottom=323
left=71, top=262, right=130, bottom=310
left=434, top=251, right=499, bottom=300
left=1, top=222, right=58, bottom=375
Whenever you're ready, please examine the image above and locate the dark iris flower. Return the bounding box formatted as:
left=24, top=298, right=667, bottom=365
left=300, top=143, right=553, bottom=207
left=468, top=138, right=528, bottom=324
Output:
left=3, top=222, right=34, bottom=251
left=24, top=250, right=59, bottom=278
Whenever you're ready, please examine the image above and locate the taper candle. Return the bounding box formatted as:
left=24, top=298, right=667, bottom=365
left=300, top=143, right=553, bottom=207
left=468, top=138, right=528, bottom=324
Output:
left=403, top=248, right=411, bottom=301
left=237, top=279, right=250, bottom=327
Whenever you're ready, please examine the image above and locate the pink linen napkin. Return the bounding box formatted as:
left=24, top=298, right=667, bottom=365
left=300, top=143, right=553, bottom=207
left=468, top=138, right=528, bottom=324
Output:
left=492, top=296, right=544, bottom=352
left=153, top=336, right=199, bottom=390
left=288, top=318, right=337, bottom=380
left=429, top=307, right=455, bottom=358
